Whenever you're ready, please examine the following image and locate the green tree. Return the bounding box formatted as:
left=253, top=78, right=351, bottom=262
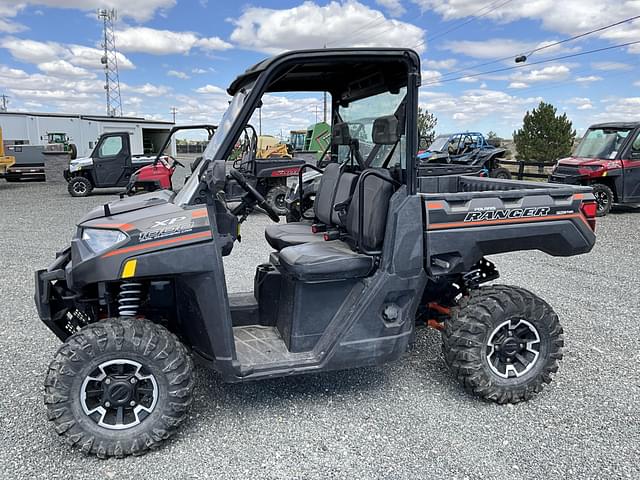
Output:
left=417, top=107, right=437, bottom=148
left=486, top=131, right=498, bottom=141
left=513, top=101, right=576, bottom=162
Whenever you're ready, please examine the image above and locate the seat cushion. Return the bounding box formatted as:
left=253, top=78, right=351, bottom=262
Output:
left=264, top=222, right=323, bottom=250
left=278, top=240, right=374, bottom=282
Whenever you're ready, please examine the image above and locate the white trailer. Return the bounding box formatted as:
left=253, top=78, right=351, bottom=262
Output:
left=0, top=112, right=175, bottom=159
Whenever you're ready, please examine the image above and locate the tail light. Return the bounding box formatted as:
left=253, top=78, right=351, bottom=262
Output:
left=580, top=201, right=597, bottom=231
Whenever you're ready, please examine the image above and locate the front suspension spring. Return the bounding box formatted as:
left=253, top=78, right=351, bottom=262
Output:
left=118, top=282, right=143, bottom=317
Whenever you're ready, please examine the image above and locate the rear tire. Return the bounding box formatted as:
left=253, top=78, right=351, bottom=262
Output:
left=592, top=183, right=613, bottom=216
left=490, top=167, right=512, bottom=179
left=265, top=184, right=290, bottom=217
left=69, top=143, right=78, bottom=160
left=44, top=318, right=194, bottom=458
left=68, top=176, right=93, bottom=197
left=442, top=285, right=563, bottom=404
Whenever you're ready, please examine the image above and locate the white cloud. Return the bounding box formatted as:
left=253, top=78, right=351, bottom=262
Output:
left=576, top=75, right=602, bottom=83
left=0, top=0, right=176, bottom=22
left=568, top=97, right=593, bottom=110
left=375, top=0, right=406, bottom=17
left=421, top=69, right=442, bottom=84
left=444, top=38, right=540, bottom=60
left=591, top=61, right=633, bottom=71
left=68, top=45, right=135, bottom=70
left=195, top=84, right=227, bottom=95
left=508, top=82, right=529, bottom=89
left=421, top=87, right=542, bottom=125
left=424, top=58, right=456, bottom=70
left=0, top=37, right=64, bottom=63
left=191, top=68, right=207, bottom=74
left=37, top=59, right=94, bottom=78
left=115, top=27, right=231, bottom=55
left=195, top=36, right=233, bottom=51
left=510, top=65, right=570, bottom=83
left=0, top=37, right=135, bottom=70
left=413, top=1, right=640, bottom=45
left=229, top=1, right=425, bottom=54
left=596, top=97, right=640, bottom=121
left=123, top=82, right=171, bottom=97
left=167, top=70, right=190, bottom=79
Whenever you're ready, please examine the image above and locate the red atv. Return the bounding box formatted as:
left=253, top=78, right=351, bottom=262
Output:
left=125, top=125, right=215, bottom=196
left=549, top=122, right=640, bottom=216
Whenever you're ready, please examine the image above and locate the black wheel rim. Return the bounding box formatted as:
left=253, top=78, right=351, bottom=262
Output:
left=80, top=359, right=158, bottom=430
left=274, top=193, right=286, bottom=210
left=594, top=190, right=609, bottom=212
left=486, top=319, right=541, bottom=379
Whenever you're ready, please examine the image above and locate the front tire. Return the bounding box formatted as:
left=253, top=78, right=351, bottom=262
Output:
left=67, top=176, right=93, bottom=197
left=592, top=183, right=614, bottom=216
left=442, top=285, right=563, bottom=404
left=44, top=318, right=194, bottom=458
left=489, top=167, right=512, bottom=179
left=265, top=184, right=290, bottom=217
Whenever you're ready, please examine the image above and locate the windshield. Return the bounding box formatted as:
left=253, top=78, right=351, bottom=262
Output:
left=174, top=83, right=252, bottom=205
left=574, top=127, right=630, bottom=159
left=428, top=136, right=449, bottom=152
left=337, top=88, right=406, bottom=167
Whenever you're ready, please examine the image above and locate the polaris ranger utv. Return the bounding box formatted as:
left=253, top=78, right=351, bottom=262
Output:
left=549, top=122, right=640, bottom=215
left=36, top=48, right=597, bottom=458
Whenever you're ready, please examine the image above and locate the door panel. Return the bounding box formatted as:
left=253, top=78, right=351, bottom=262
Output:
left=94, top=134, right=131, bottom=187
left=622, top=133, right=640, bottom=202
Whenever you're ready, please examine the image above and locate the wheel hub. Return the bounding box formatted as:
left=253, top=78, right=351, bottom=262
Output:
left=80, top=359, right=158, bottom=430
left=275, top=194, right=286, bottom=209
left=104, top=381, right=134, bottom=406
left=486, top=319, right=541, bottom=379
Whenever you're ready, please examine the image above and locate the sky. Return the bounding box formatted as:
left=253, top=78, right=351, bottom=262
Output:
left=0, top=0, right=639, bottom=139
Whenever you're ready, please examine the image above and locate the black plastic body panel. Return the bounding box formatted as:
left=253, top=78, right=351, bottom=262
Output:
left=419, top=175, right=596, bottom=276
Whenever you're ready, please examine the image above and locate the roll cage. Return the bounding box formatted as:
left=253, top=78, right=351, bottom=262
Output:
left=187, top=49, right=420, bottom=204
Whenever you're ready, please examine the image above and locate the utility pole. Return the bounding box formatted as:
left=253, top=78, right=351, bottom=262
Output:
left=323, top=43, right=327, bottom=123
left=0, top=94, right=8, bottom=112
left=98, top=8, right=123, bottom=117
left=170, top=107, right=178, bottom=124
left=323, top=91, right=327, bottom=123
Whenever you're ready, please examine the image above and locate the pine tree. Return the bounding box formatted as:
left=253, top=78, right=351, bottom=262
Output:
left=513, top=101, right=576, bottom=162
left=417, top=107, right=437, bottom=148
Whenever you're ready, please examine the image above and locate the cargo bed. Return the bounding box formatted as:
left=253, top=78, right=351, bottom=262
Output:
left=418, top=175, right=596, bottom=276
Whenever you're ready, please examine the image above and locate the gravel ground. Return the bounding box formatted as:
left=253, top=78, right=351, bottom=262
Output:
left=0, top=164, right=638, bottom=479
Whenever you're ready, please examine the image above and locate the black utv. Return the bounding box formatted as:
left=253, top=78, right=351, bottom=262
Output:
left=36, top=48, right=597, bottom=458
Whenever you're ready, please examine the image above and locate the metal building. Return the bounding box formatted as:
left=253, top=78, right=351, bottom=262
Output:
left=0, top=111, right=175, bottom=159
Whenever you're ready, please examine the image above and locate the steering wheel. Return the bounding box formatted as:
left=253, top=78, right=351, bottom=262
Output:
left=229, top=168, right=280, bottom=223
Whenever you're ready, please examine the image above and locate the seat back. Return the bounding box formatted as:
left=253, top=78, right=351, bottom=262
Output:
left=330, top=172, right=358, bottom=226
left=313, top=162, right=341, bottom=225
left=346, top=169, right=394, bottom=252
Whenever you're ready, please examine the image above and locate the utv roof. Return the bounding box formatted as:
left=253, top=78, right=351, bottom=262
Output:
left=227, top=48, right=421, bottom=96
left=589, top=122, right=640, bottom=129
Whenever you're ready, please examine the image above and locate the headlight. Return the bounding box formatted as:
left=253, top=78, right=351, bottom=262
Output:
left=82, top=228, right=127, bottom=254
left=69, top=162, right=81, bottom=173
